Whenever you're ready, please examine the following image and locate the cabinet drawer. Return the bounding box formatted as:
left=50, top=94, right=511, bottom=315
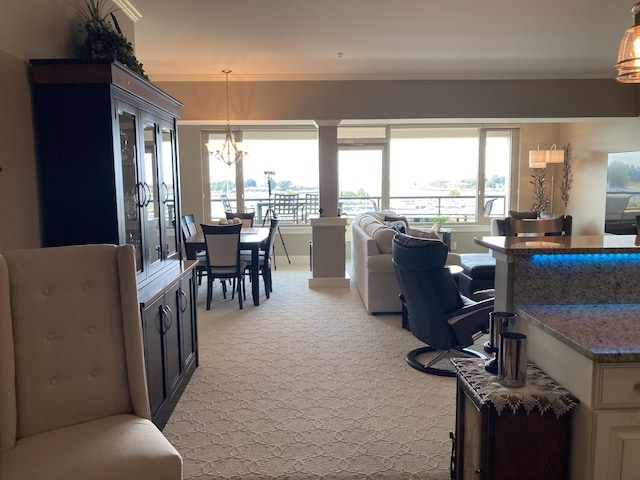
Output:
left=598, top=364, right=640, bottom=408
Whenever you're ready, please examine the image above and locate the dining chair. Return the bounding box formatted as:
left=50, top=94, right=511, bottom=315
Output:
left=241, top=218, right=279, bottom=299
left=201, top=223, right=247, bottom=309
left=225, top=211, right=255, bottom=228
left=273, top=193, right=300, bottom=224
left=220, top=194, right=233, bottom=214
left=180, top=214, right=208, bottom=286
left=302, top=193, right=319, bottom=223
left=505, top=215, right=572, bottom=236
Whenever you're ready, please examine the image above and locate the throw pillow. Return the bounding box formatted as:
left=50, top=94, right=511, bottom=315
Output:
left=540, top=212, right=563, bottom=220
left=405, top=227, right=441, bottom=240
left=383, top=220, right=406, bottom=233
left=508, top=210, right=537, bottom=220
left=384, top=215, right=409, bottom=228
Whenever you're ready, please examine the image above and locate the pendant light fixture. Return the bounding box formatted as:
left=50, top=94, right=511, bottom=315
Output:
left=616, top=2, right=640, bottom=83
left=206, top=70, right=246, bottom=166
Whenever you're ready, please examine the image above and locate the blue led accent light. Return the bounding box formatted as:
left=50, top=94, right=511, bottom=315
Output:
left=530, top=253, right=640, bottom=265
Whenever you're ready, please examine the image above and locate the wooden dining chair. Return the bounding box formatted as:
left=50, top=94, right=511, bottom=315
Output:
left=180, top=214, right=208, bottom=286
left=505, top=215, right=572, bottom=236
left=225, top=211, right=255, bottom=228
left=201, top=223, right=247, bottom=310
left=241, top=218, right=279, bottom=299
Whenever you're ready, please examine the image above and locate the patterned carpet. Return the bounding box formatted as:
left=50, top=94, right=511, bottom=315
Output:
left=163, top=262, right=461, bottom=479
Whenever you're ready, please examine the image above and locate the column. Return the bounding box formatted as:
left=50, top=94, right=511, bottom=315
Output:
left=309, top=120, right=349, bottom=288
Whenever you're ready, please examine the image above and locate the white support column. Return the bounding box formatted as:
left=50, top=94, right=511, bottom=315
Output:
left=309, top=120, right=349, bottom=288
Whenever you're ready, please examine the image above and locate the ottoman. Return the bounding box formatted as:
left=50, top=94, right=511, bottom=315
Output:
left=458, top=253, right=496, bottom=297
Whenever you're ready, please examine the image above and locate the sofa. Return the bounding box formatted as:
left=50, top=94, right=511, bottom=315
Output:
left=351, top=211, right=461, bottom=314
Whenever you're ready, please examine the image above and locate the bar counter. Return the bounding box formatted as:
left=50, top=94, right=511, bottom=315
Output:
left=475, top=233, right=640, bottom=255
left=475, top=234, right=640, bottom=309
left=474, top=234, right=640, bottom=480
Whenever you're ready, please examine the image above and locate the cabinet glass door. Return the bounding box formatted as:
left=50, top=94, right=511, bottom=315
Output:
left=143, top=118, right=164, bottom=275
left=160, top=123, right=179, bottom=260
left=116, top=106, right=144, bottom=273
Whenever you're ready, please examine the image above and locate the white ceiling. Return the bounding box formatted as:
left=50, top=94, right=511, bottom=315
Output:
left=128, top=0, right=634, bottom=82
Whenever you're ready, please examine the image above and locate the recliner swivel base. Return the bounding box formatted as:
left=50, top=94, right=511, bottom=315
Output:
left=406, top=346, right=487, bottom=377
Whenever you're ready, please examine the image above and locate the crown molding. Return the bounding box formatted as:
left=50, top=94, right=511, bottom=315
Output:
left=113, top=0, right=142, bottom=22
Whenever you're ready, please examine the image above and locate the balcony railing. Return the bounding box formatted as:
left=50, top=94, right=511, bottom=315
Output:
left=212, top=194, right=506, bottom=225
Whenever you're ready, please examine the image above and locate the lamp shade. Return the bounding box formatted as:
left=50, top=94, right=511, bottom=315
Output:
left=545, top=148, right=565, bottom=164
left=616, top=3, right=640, bottom=83
left=529, top=150, right=547, bottom=168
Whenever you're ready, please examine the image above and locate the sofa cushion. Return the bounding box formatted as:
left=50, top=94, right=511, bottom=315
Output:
left=372, top=227, right=397, bottom=254
left=460, top=253, right=496, bottom=279
left=405, top=227, right=440, bottom=240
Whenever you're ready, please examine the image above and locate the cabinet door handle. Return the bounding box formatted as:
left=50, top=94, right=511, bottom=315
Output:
left=634, top=381, right=640, bottom=391
left=180, top=290, right=188, bottom=313
left=161, top=182, right=169, bottom=203
left=163, top=305, right=173, bottom=331
left=134, top=182, right=144, bottom=207
left=142, top=183, right=152, bottom=207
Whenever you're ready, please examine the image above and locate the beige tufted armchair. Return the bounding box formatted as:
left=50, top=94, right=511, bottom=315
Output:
left=0, top=244, right=182, bottom=480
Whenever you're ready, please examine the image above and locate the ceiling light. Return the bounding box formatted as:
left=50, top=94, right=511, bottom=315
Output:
left=205, top=70, right=246, bottom=166
left=616, top=2, right=640, bottom=83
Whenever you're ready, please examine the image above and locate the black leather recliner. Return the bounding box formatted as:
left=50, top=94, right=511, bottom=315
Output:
left=392, top=233, right=493, bottom=376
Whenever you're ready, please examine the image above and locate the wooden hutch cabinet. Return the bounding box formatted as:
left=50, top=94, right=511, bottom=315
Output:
left=29, top=59, right=198, bottom=428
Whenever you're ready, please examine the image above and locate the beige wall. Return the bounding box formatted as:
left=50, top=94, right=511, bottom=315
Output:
left=1, top=0, right=639, bottom=254
left=0, top=1, right=133, bottom=251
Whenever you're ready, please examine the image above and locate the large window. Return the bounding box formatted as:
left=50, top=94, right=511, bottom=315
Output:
left=205, top=125, right=516, bottom=225
left=388, top=127, right=514, bottom=223
left=206, top=128, right=319, bottom=224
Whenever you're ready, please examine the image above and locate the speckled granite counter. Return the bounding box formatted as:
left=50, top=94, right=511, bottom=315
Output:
left=475, top=234, right=640, bottom=308
left=475, top=234, right=640, bottom=255
left=516, top=304, right=640, bottom=363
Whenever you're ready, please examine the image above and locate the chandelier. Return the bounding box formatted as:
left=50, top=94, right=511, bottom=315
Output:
left=616, top=2, right=640, bottom=83
left=206, top=70, right=246, bottom=166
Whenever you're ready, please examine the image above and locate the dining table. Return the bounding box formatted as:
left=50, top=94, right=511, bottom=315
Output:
left=184, top=227, right=270, bottom=306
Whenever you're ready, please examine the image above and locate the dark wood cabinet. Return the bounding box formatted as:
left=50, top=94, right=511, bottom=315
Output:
left=29, top=59, right=198, bottom=428
left=452, top=359, right=577, bottom=480
left=140, top=265, right=198, bottom=429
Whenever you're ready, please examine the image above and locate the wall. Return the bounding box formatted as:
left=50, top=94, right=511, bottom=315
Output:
left=0, top=1, right=135, bottom=251
left=1, top=1, right=639, bottom=253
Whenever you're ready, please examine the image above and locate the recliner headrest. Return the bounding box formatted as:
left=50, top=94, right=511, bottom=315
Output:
left=392, top=233, right=448, bottom=271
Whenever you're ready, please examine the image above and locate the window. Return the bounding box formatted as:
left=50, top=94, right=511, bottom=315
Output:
left=205, top=128, right=319, bottom=224
left=204, top=125, right=516, bottom=225
left=388, top=127, right=514, bottom=223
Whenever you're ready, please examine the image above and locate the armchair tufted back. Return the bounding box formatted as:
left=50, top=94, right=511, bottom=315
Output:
left=0, top=244, right=149, bottom=452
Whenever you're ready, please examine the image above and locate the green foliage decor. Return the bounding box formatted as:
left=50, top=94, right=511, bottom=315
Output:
left=74, top=0, right=148, bottom=79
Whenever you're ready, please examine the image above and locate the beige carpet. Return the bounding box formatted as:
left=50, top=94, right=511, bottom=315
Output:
left=163, top=263, right=466, bottom=479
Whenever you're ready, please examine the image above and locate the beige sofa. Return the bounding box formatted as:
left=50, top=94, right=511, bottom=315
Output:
left=351, top=211, right=461, bottom=314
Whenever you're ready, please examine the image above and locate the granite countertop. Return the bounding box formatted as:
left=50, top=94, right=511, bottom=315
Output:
left=475, top=234, right=640, bottom=255
left=516, top=304, right=640, bottom=363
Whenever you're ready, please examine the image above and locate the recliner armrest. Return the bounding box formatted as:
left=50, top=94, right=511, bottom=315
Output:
left=446, top=298, right=494, bottom=348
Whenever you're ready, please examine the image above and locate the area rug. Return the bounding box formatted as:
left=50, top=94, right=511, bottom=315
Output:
left=163, top=265, right=461, bottom=479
